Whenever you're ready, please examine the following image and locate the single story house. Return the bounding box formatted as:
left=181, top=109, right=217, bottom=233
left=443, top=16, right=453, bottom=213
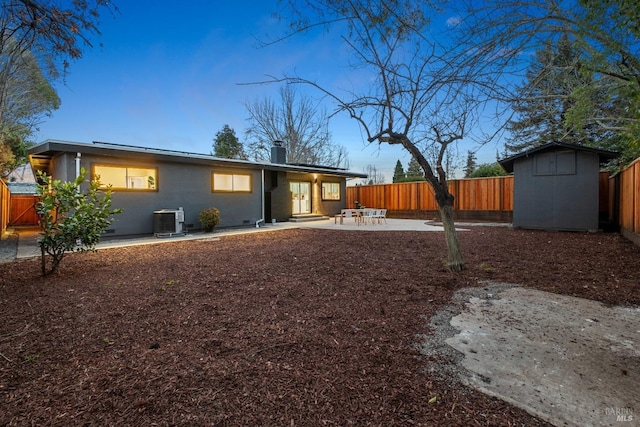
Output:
left=28, top=140, right=367, bottom=237
left=499, top=142, right=618, bottom=231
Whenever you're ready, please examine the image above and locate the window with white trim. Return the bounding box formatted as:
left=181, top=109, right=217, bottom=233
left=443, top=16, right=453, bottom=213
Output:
left=212, top=173, right=252, bottom=192
left=322, top=182, right=340, bottom=200
left=93, top=165, right=157, bottom=190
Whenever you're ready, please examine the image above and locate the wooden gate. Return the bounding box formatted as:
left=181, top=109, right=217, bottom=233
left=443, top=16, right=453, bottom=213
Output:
left=9, top=195, right=39, bottom=226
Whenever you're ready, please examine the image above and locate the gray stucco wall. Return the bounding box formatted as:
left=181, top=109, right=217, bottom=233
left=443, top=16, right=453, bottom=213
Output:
left=513, top=149, right=600, bottom=231
left=43, top=149, right=351, bottom=236
left=50, top=152, right=76, bottom=182
left=50, top=153, right=263, bottom=236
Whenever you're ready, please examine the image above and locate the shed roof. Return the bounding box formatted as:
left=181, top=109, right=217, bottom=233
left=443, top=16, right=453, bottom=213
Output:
left=498, top=142, right=619, bottom=173
left=28, top=140, right=368, bottom=179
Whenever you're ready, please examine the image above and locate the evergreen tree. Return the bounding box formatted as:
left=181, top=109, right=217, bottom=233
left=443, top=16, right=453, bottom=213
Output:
left=464, top=151, right=477, bottom=178
left=575, top=0, right=640, bottom=158
left=212, top=125, right=247, bottom=160
left=405, top=157, right=425, bottom=181
left=392, top=159, right=405, bottom=183
left=505, top=33, right=602, bottom=154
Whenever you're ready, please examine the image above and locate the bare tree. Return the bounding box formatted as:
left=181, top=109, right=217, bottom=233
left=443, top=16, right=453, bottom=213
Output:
left=362, top=164, right=385, bottom=185
left=0, top=0, right=116, bottom=167
left=424, top=143, right=461, bottom=179
left=0, top=0, right=118, bottom=78
left=244, top=85, right=349, bottom=168
left=272, top=1, right=499, bottom=271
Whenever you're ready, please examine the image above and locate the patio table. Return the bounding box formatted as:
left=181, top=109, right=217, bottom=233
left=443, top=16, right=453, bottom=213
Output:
left=335, top=208, right=375, bottom=225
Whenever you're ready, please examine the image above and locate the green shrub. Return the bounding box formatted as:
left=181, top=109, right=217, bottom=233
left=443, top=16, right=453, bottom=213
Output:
left=468, top=163, right=507, bottom=178
left=35, top=168, right=123, bottom=276
left=199, top=207, right=221, bottom=232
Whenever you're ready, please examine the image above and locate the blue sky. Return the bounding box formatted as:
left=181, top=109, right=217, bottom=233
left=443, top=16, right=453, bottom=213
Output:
left=36, top=1, right=502, bottom=181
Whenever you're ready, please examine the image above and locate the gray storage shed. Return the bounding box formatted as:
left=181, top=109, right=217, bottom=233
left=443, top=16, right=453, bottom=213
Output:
left=499, top=142, right=618, bottom=231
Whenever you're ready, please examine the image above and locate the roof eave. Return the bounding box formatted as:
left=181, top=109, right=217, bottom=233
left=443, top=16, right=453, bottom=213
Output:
left=28, top=139, right=366, bottom=179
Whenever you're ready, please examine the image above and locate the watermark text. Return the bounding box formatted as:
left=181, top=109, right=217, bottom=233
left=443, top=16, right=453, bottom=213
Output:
left=604, top=407, right=634, bottom=423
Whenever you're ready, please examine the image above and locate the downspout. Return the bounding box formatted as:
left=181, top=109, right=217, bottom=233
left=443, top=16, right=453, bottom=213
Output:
left=256, top=169, right=265, bottom=228
left=75, top=152, right=81, bottom=180
left=75, top=152, right=83, bottom=246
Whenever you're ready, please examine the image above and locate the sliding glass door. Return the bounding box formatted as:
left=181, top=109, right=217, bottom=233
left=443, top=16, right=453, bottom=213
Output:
left=290, top=181, right=311, bottom=215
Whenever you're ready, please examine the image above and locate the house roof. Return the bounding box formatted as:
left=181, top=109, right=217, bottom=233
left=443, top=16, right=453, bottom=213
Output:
left=28, top=140, right=368, bottom=179
left=6, top=163, right=36, bottom=183
left=498, top=142, right=619, bottom=173
left=4, top=163, right=37, bottom=194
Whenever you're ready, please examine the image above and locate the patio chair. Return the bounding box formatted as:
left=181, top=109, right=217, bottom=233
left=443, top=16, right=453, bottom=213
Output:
left=360, top=209, right=375, bottom=225
left=374, top=209, right=387, bottom=224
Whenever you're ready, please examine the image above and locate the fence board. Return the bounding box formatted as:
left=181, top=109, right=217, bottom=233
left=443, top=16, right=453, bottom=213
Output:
left=635, top=161, right=640, bottom=235
left=620, top=164, right=635, bottom=231
left=621, top=159, right=640, bottom=236
left=0, top=180, right=9, bottom=234
left=502, top=177, right=514, bottom=211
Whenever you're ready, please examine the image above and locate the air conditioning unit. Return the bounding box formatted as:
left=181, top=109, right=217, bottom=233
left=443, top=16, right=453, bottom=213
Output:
left=153, top=208, right=185, bottom=237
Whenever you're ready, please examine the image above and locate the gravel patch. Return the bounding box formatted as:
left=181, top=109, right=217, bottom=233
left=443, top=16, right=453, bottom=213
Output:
left=0, top=230, right=18, bottom=263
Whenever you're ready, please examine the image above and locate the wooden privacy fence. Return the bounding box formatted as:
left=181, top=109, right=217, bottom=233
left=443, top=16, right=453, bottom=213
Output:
left=347, top=176, right=514, bottom=221
left=347, top=172, right=613, bottom=223
left=616, top=157, right=640, bottom=245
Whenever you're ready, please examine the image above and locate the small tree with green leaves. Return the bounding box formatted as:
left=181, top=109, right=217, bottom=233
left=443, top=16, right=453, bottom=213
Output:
left=35, top=168, right=122, bottom=276
left=468, top=163, right=507, bottom=178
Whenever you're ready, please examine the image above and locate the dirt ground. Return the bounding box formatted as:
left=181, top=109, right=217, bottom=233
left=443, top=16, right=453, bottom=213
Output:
left=0, top=226, right=639, bottom=426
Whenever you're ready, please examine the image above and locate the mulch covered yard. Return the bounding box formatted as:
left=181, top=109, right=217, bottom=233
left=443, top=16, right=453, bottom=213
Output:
left=0, top=226, right=638, bottom=426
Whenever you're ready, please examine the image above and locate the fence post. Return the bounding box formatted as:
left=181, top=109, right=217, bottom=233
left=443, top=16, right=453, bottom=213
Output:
left=0, top=180, right=9, bottom=235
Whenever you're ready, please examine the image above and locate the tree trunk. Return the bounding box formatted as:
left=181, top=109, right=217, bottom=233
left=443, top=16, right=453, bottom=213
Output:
left=438, top=202, right=465, bottom=272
